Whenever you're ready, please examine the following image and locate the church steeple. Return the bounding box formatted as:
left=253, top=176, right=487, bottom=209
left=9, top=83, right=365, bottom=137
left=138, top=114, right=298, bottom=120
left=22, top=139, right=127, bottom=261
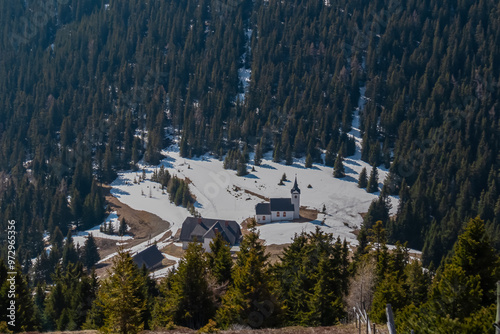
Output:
left=290, top=176, right=300, bottom=219
left=291, top=176, right=301, bottom=194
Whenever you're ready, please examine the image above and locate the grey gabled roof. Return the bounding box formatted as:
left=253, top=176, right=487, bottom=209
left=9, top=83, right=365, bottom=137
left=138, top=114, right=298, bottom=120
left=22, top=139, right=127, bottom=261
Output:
left=270, top=198, right=295, bottom=212
left=179, top=217, right=241, bottom=245
left=132, top=245, right=164, bottom=270
left=255, top=203, right=271, bottom=215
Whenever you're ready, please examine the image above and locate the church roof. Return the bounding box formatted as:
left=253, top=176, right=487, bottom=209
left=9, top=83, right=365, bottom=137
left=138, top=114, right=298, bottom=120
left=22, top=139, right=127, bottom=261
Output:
left=290, top=176, right=301, bottom=194
left=270, top=198, right=295, bottom=212
left=256, top=203, right=271, bottom=215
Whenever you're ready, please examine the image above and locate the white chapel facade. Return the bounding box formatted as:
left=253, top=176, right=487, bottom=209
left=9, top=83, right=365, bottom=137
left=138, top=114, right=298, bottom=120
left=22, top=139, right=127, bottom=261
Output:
left=255, top=177, right=301, bottom=224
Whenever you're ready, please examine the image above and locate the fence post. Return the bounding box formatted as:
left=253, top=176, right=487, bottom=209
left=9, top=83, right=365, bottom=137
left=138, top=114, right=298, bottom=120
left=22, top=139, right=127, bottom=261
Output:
left=386, top=304, right=397, bottom=334
left=496, top=281, right=500, bottom=334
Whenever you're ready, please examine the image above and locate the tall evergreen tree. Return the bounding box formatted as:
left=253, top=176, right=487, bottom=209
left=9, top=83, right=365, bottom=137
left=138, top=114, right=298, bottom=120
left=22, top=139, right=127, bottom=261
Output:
left=82, top=234, right=100, bottom=271
left=333, top=152, right=345, bottom=178
left=367, top=165, right=379, bottom=193
left=206, top=232, right=233, bottom=285
left=98, top=250, right=146, bottom=334
left=216, top=221, right=280, bottom=328
left=358, top=167, right=368, bottom=188
left=156, top=242, right=215, bottom=329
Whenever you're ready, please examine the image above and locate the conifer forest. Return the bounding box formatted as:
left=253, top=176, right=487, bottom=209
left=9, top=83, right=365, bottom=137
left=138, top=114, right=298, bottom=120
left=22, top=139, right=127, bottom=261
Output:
left=0, top=0, right=499, bottom=332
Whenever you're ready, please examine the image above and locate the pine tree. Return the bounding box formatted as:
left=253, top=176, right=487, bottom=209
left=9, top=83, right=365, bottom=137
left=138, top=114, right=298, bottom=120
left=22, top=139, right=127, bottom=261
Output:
left=367, top=165, right=379, bottom=193
left=305, top=153, right=313, bottom=168
left=62, top=230, right=79, bottom=266
left=82, top=234, right=100, bottom=271
left=216, top=221, right=280, bottom=328
left=285, top=145, right=293, bottom=165
left=358, top=167, right=368, bottom=188
left=333, top=152, right=345, bottom=178
left=119, top=218, right=128, bottom=236
left=157, top=242, right=215, bottom=329
left=324, top=139, right=336, bottom=167
left=206, top=232, right=233, bottom=285
left=99, top=250, right=147, bottom=334
left=254, top=142, right=263, bottom=166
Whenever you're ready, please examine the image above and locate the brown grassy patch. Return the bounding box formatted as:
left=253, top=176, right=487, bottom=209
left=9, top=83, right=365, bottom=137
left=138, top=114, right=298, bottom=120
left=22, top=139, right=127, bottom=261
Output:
left=162, top=243, right=185, bottom=258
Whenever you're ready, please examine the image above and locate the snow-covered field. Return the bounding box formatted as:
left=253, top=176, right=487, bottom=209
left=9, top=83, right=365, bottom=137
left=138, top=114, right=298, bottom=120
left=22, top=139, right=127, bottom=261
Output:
left=110, top=70, right=398, bottom=248
left=110, top=145, right=397, bottom=248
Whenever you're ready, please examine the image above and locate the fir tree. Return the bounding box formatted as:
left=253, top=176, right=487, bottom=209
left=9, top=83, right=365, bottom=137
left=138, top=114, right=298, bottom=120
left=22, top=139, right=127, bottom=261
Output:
left=99, top=250, right=147, bottom=334
left=82, top=234, right=100, bottom=271
left=358, top=167, right=368, bottom=188
left=367, top=165, right=379, bottom=193
left=157, top=242, right=215, bottom=329
left=305, top=153, right=313, bottom=168
left=333, top=151, right=345, bottom=178
left=254, top=142, right=263, bottom=166
left=119, top=218, right=128, bottom=236
left=206, top=232, right=233, bottom=285
left=216, top=220, right=280, bottom=328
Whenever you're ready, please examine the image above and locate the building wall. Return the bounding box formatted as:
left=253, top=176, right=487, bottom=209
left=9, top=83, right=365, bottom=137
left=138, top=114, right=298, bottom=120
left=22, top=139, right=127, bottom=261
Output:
left=291, top=193, right=300, bottom=219
left=257, top=214, right=271, bottom=224
left=203, top=238, right=212, bottom=252
left=271, top=211, right=294, bottom=221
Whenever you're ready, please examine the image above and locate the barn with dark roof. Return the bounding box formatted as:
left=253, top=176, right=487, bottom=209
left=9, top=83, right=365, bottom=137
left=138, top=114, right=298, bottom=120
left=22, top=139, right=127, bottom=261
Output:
left=179, top=217, right=242, bottom=251
left=132, top=245, right=164, bottom=270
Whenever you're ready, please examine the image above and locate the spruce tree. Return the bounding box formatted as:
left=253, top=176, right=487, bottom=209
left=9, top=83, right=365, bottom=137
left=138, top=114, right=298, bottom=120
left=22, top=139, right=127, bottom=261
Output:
left=206, top=232, right=233, bottom=285
left=254, top=142, right=263, bottom=166
left=119, top=218, right=128, bottom=236
left=367, top=165, right=379, bottom=193
left=82, top=234, right=100, bottom=271
left=324, top=139, right=336, bottom=167
left=157, top=242, right=215, bottom=329
left=216, top=221, right=280, bottom=328
left=358, top=167, right=368, bottom=188
left=62, top=230, right=79, bottom=267
left=305, top=153, right=313, bottom=168
left=333, top=151, right=345, bottom=178
left=99, top=250, right=146, bottom=334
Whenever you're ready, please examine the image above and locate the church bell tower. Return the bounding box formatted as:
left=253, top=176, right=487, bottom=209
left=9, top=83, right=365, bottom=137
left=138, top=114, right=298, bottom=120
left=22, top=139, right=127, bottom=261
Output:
left=290, top=176, right=301, bottom=219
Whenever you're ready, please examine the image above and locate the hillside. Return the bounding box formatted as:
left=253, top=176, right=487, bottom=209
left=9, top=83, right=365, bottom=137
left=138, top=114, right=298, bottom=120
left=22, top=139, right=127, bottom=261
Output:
left=0, top=0, right=499, bottom=332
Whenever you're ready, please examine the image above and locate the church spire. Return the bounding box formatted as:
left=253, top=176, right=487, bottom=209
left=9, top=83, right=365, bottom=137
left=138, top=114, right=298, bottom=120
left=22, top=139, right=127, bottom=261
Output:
left=291, top=175, right=301, bottom=194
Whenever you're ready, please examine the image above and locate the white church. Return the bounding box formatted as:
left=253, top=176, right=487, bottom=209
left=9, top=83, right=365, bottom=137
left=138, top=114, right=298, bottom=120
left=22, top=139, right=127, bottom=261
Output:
left=255, top=177, right=301, bottom=224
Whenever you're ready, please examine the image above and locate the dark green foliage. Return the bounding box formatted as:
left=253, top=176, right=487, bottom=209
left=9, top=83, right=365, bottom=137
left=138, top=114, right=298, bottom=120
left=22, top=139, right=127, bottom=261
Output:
left=395, top=218, right=500, bottom=333
left=0, top=262, right=38, bottom=332
left=273, top=229, right=350, bottom=326
left=43, top=263, right=97, bottom=331
left=81, top=234, right=100, bottom=271
left=358, top=167, right=368, bottom=188
left=62, top=230, right=80, bottom=267
left=366, top=166, right=379, bottom=193
left=119, top=218, right=128, bottom=236
left=98, top=251, right=147, bottom=334
left=156, top=242, right=215, bottom=329
left=216, top=222, right=280, bottom=328
left=206, top=233, right=233, bottom=285
left=333, top=151, right=345, bottom=178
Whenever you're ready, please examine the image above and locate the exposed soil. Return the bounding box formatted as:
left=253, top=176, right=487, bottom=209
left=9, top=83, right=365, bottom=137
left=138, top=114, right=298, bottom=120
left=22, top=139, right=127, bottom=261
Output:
left=161, top=243, right=185, bottom=258
left=92, top=185, right=173, bottom=277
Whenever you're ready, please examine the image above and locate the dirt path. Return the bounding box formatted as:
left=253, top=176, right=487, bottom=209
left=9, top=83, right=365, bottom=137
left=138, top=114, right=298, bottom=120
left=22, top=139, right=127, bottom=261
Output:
left=93, top=185, right=173, bottom=276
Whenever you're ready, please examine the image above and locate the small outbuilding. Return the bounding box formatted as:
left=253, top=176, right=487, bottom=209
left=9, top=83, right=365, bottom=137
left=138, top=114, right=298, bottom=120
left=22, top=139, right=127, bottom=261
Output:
left=132, top=245, right=164, bottom=270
